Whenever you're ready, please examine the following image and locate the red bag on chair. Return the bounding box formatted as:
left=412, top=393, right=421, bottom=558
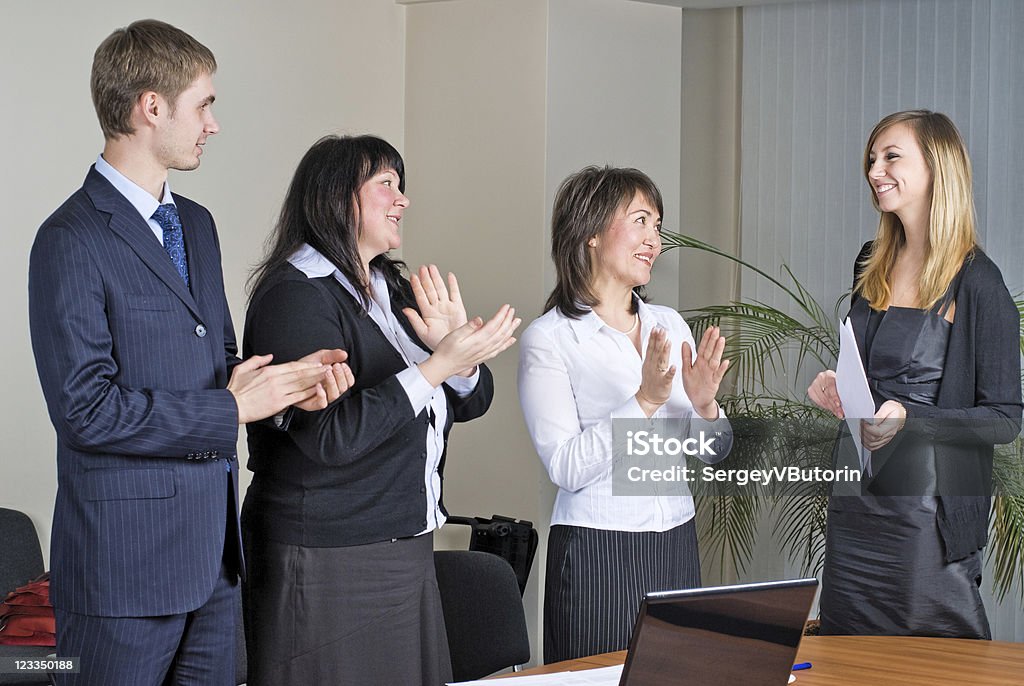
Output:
left=0, top=573, right=56, bottom=646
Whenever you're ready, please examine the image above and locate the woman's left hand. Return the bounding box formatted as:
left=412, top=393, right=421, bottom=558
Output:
left=861, top=399, right=906, bottom=451
left=403, top=265, right=468, bottom=351
left=681, top=326, right=730, bottom=420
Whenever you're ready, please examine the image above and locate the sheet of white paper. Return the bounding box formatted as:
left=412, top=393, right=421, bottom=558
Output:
left=836, top=317, right=874, bottom=475
left=449, top=664, right=624, bottom=686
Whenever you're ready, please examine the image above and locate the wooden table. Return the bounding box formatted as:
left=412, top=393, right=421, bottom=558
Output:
left=497, top=635, right=1024, bottom=684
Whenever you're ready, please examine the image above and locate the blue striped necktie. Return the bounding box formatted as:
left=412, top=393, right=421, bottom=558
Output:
left=152, top=203, right=190, bottom=287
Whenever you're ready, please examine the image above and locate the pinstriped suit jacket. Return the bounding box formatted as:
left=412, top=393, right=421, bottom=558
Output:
left=28, top=166, right=243, bottom=617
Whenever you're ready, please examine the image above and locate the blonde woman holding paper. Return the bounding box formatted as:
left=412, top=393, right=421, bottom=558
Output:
left=807, top=111, right=1021, bottom=638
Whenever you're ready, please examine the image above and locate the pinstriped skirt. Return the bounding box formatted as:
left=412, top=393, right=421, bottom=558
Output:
left=543, top=520, right=701, bottom=664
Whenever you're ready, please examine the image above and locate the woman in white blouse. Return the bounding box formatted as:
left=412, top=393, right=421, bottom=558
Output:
left=518, top=166, right=732, bottom=663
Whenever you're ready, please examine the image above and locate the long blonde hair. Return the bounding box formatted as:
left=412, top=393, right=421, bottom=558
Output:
left=855, top=110, right=978, bottom=311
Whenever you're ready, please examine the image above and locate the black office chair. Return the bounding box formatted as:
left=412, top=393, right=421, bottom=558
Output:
left=434, top=550, right=530, bottom=681
left=0, top=508, right=52, bottom=686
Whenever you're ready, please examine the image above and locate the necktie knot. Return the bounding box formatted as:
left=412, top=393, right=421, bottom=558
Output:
left=152, top=203, right=190, bottom=288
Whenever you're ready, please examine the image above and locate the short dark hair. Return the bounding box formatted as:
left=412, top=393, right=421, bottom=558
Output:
left=544, top=165, right=664, bottom=318
left=91, top=19, right=217, bottom=140
left=249, top=135, right=408, bottom=308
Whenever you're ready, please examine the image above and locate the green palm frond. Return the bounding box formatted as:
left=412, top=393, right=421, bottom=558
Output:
left=688, top=303, right=835, bottom=391
left=696, top=495, right=763, bottom=576
left=770, top=493, right=829, bottom=576
left=1017, top=297, right=1024, bottom=356
left=991, top=438, right=1024, bottom=602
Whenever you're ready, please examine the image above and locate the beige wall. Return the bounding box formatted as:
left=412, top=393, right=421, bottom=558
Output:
left=679, top=8, right=741, bottom=315
left=1, top=0, right=406, bottom=557
left=403, top=0, right=552, bottom=662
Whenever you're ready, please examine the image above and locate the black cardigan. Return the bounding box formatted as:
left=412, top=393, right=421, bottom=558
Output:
left=849, top=241, right=1022, bottom=561
left=241, top=263, right=494, bottom=547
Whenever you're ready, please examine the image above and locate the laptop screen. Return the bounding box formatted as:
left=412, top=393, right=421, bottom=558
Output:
left=620, top=579, right=818, bottom=686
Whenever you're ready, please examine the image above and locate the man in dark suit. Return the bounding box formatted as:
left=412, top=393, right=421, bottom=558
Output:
left=27, top=19, right=352, bottom=684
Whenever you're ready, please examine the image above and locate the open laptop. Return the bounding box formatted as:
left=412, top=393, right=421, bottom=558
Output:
left=618, top=578, right=819, bottom=686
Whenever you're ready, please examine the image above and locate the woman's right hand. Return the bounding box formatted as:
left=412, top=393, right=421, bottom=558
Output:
left=636, top=327, right=674, bottom=417
left=808, top=370, right=845, bottom=418
left=417, top=304, right=521, bottom=387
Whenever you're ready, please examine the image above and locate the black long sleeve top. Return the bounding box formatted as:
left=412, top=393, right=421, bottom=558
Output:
left=241, top=263, right=494, bottom=547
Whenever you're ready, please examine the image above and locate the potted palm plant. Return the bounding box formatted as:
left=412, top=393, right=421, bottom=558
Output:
left=660, top=230, right=1024, bottom=605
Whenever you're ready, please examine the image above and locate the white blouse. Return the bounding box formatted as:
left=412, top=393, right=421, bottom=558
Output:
left=517, top=300, right=731, bottom=532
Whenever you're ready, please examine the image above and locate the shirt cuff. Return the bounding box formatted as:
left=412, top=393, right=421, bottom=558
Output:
left=399, top=365, right=437, bottom=415
left=445, top=367, right=480, bottom=398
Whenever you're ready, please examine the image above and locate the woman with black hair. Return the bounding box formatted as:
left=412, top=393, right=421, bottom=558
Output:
left=241, top=134, right=519, bottom=684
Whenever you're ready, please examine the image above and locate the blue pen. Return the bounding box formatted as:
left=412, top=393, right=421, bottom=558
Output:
left=792, top=662, right=812, bottom=671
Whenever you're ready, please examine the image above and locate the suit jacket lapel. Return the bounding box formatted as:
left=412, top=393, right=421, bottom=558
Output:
left=83, top=167, right=202, bottom=318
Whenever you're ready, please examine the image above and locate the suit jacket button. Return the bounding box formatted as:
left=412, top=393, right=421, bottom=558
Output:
left=195, top=324, right=207, bottom=338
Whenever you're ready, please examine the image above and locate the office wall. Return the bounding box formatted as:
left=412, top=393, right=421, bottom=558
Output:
left=0, top=0, right=406, bottom=558
left=678, top=9, right=742, bottom=314
left=402, top=0, right=551, bottom=660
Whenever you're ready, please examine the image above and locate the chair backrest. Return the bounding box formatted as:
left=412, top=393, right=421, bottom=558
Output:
left=0, top=508, right=44, bottom=596
left=434, top=550, right=530, bottom=681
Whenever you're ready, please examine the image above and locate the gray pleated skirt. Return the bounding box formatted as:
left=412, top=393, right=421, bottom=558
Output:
left=543, top=520, right=701, bottom=664
left=242, top=532, right=452, bottom=685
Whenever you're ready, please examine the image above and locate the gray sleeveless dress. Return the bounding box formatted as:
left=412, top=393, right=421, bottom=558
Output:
left=819, top=296, right=990, bottom=639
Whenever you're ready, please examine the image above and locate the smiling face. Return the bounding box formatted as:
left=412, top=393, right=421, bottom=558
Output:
left=866, top=122, right=933, bottom=224
left=155, top=72, right=219, bottom=171
left=356, top=168, right=409, bottom=266
left=589, top=191, right=662, bottom=292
